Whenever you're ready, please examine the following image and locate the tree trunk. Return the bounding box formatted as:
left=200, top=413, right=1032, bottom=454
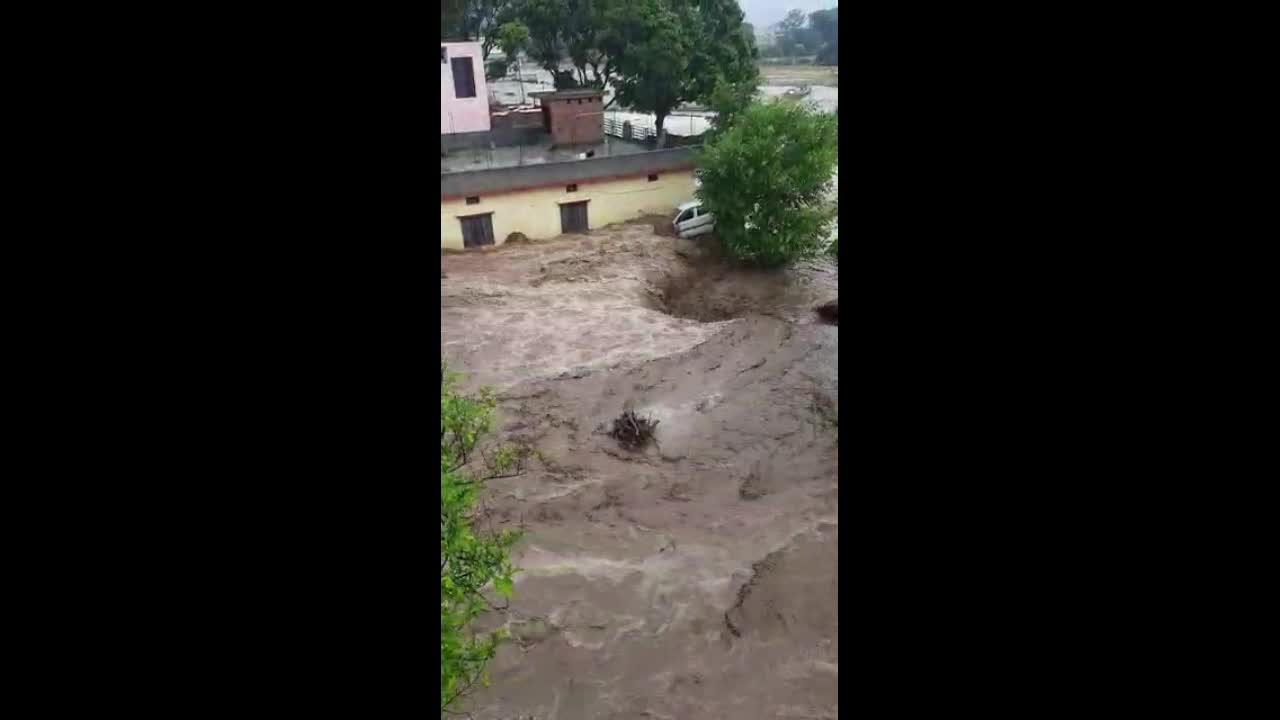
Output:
left=655, top=110, right=668, bottom=145
left=517, top=58, right=525, bottom=104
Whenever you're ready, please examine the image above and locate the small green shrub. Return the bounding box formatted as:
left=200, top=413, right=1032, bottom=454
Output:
left=441, top=366, right=521, bottom=717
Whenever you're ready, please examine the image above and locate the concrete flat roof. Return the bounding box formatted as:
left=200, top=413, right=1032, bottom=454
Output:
left=442, top=147, right=699, bottom=199
left=441, top=136, right=649, bottom=174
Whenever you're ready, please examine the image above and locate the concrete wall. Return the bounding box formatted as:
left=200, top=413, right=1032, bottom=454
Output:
left=441, top=170, right=697, bottom=249
left=441, top=147, right=697, bottom=199
left=492, top=108, right=545, bottom=131
left=440, top=126, right=547, bottom=152
left=441, top=42, right=490, bottom=135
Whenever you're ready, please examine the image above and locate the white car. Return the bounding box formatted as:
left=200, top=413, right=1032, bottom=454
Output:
left=673, top=200, right=714, bottom=238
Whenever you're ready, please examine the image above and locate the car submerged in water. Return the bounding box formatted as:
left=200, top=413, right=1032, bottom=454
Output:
left=673, top=200, right=714, bottom=239
left=673, top=200, right=762, bottom=240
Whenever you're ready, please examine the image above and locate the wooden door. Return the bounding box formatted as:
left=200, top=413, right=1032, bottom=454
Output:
left=560, top=201, right=589, bottom=234
left=460, top=213, right=494, bottom=247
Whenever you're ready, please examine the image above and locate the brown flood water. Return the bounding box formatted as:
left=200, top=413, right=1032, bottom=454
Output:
left=442, top=223, right=838, bottom=720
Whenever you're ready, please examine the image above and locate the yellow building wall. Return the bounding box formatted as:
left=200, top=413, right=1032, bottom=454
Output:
left=440, top=170, right=696, bottom=249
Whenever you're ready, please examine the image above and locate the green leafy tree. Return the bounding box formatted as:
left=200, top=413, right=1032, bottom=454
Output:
left=441, top=367, right=523, bottom=717
left=776, top=9, right=806, bottom=57
left=696, top=101, right=838, bottom=266
left=512, top=0, right=567, bottom=78
left=779, top=8, right=807, bottom=33
left=612, top=0, right=756, bottom=138
left=446, top=0, right=515, bottom=58
left=775, top=8, right=820, bottom=60
left=511, top=0, right=615, bottom=89
left=810, top=8, right=838, bottom=65
left=564, top=0, right=618, bottom=88
left=495, top=20, right=531, bottom=98
left=610, top=0, right=691, bottom=137
left=497, top=21, right=530, bottom=63
left=707, top=71, right=758, bottom=136
left=442, top=0, right=470, bottom=38
left=686, top=0, right=758, bottom=104
left=506, top=0, right=755, bottom=127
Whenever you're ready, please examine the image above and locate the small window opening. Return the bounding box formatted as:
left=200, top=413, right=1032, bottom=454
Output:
left=648, top=174, right=659, bottom=182
left=465, top=196, right=480, bottom=205
left=566, top=184, right=578, bottom=192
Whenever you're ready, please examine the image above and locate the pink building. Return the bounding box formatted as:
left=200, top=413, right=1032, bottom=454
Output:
left=440, top=41, right=490, bottom=135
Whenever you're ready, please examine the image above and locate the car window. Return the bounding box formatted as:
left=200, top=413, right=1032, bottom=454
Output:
left=677, top=209, right=693, bottom=223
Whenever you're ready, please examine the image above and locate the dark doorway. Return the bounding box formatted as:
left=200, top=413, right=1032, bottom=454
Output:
left=560, top=201, right=589, bottom=234
left=451, top=57, right=476, bottom=98
left=459, top=213, right=495, bottom=247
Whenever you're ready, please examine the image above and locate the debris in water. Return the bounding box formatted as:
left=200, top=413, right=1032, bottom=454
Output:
left=609, top=409, right=659, bottom=450
left=815, top=299, right=838, bottom=324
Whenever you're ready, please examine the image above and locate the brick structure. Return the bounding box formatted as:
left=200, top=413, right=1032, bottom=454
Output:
left=531, top=89, right=604, bottom=146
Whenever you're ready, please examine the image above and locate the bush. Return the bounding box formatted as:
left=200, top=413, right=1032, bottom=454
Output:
left=486, top=58, right=509, bottom=81
left=441, top=366, right=521, bottom=717
left=696, top=101, right=838, bottom=267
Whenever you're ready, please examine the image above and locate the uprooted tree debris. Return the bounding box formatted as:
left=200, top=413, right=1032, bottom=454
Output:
left=609, top=410, right=660, bottom=450
left=815, top=300, right=838, bottom=325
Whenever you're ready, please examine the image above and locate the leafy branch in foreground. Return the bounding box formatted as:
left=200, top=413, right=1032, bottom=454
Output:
left=441, top=366, right=525, bottom=718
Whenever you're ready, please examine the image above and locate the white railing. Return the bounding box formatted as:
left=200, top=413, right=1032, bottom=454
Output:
left=603, top=116, right=657, bottom=141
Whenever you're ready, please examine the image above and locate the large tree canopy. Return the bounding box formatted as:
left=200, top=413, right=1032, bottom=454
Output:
left=442, top=0, right=469, bottom=38
left=442, top=0, right=517, bottom=59
left=810, top=7, right=838, bottom=65
left=611, top=0, right=757, bottom=137
left=609, top=0, right=691, bottom=133
left=461, top=0, right=757, bottom=136
left=763, top=6, right=837, bottom=63
left=510, top=0, right=619, bottom=89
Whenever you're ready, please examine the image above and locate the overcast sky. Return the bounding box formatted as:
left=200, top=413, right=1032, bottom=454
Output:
left=738, top=0, right=838, bottom=30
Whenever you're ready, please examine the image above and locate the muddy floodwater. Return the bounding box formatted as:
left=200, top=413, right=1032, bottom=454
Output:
left=442, top=223, right=838, bottom=719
